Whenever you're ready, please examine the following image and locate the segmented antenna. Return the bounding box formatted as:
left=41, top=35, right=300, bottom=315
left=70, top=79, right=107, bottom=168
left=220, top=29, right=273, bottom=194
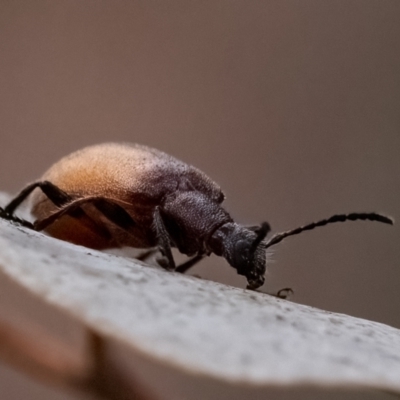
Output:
left=250, top=222, right=271, bottom=253
left=264, top=212, right=393, bottom=250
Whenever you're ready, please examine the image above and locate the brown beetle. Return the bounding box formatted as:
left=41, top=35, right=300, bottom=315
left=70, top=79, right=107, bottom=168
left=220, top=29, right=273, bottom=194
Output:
left=0, top=143, right=393, bottom=290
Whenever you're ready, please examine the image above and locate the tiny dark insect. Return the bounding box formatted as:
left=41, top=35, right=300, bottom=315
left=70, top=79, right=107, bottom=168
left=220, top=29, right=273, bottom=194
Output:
left=0, top=143, right=393, bottom=291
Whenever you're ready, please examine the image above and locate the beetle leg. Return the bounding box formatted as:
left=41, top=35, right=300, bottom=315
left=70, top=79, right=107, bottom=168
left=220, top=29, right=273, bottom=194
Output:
left=136, top=248, right=158, bottom=261
left=153, top=207, right=176, bottom=271
left=276, top=288, right=294, bottom=299
left=255, top=287, right=294, bottom=299
left=5, top=181, right=72, bottom=215
left=33, top=198, right=94, bottom=231
left=34, top=196, right=136, bottom=233
left=175, top=254, right=206, bottom=274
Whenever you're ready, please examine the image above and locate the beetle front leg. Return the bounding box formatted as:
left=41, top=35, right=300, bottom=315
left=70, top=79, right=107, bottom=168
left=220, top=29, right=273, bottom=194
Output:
left=258, top=287, right=294, bottom=299
left=136, top=248, right=158, bottom=262
left=175, top=254, right=206, bottom=274
left=153, top=206, right=176, bottom=271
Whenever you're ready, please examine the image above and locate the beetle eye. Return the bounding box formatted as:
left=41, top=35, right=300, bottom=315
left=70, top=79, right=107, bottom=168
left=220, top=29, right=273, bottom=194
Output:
left=217, top=191, right=225, bottom=203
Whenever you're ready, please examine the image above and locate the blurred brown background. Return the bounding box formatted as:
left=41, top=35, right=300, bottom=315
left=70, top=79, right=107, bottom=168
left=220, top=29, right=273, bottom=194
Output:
left=0, top=1, right=399, bottom=399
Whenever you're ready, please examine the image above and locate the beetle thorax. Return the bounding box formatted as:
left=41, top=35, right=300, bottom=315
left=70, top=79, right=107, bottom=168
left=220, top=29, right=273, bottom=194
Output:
left=161, top=191, right=232, bottom=256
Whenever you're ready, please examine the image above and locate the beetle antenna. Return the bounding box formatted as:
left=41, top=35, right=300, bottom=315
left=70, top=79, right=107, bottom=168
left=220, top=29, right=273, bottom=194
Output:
left=263, top=212, right=393, bottom=250
left=250, top=222, right=271, bottom=253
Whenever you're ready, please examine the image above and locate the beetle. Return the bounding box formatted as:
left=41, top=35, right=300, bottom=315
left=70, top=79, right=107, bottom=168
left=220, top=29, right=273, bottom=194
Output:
left=0, top=142, right=393, bottom=290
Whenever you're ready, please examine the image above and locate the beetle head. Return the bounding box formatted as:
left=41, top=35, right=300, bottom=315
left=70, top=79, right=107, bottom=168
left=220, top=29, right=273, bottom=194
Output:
left=209, top=222, right=270, bottom=289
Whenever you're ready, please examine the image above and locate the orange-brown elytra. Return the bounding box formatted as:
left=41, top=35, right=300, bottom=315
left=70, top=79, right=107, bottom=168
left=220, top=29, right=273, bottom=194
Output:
left=0, top=143, right=394, bottom=291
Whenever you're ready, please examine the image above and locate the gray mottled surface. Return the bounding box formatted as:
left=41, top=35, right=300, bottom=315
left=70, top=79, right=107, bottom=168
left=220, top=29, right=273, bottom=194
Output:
left=0, top=192, right=400, bottom=394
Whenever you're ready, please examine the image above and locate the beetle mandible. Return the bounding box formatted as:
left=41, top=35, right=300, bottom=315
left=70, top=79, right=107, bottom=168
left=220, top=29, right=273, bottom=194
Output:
left=0, top=143, right=393, bottom=290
